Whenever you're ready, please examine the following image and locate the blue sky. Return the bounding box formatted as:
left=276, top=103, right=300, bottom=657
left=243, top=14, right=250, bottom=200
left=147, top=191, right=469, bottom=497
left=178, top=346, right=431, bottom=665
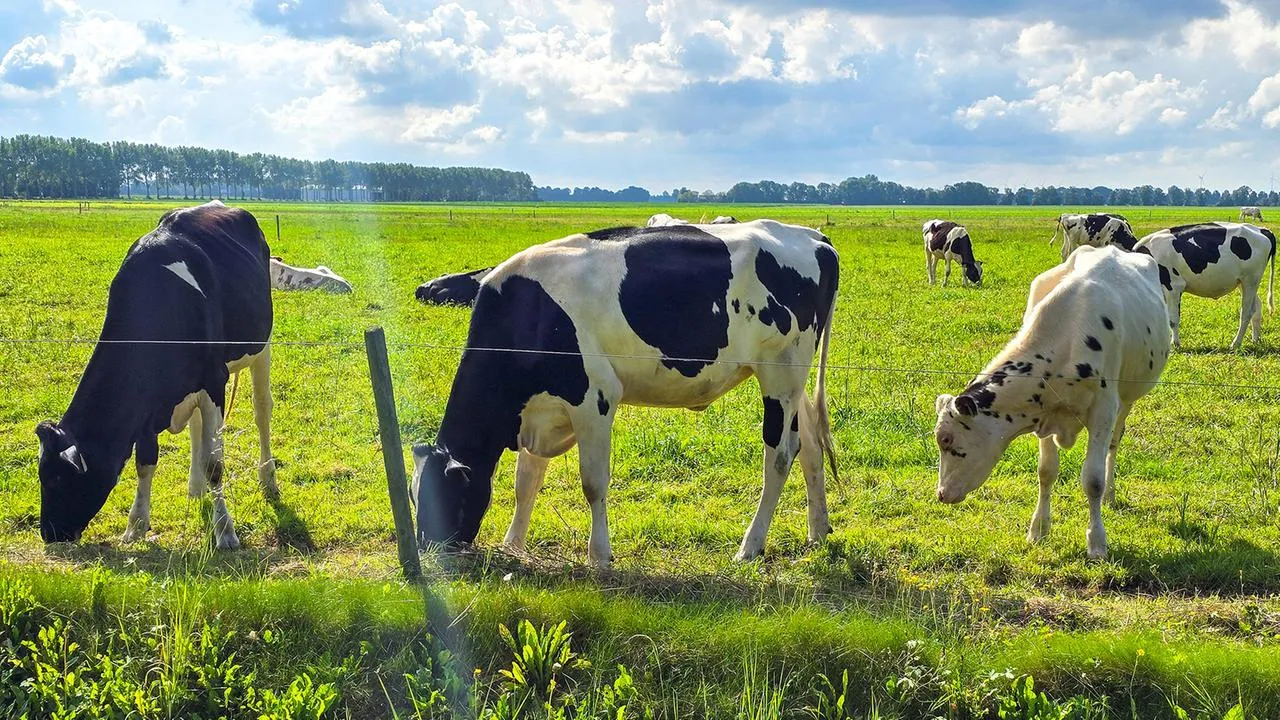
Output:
left=2, top=0, right=1279, bottom=191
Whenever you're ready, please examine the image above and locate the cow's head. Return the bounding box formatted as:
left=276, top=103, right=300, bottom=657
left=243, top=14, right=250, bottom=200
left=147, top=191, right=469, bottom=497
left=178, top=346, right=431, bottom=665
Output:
left=409, top=444, right=490, bottom=547
left=34, top=422, right=113, bottom=543
left=964, top=260, right=984, bottom=286
left=933, top=393, right=1015, bottom=503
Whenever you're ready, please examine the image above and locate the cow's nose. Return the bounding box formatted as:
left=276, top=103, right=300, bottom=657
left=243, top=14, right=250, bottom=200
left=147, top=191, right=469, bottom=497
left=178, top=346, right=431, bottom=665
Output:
left=937, top=487, right=945, bottom=502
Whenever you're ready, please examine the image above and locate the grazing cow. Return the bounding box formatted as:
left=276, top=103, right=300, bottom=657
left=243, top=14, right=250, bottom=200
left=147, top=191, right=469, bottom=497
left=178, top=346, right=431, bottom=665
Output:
left=935, top=245, right=1170, bottom=559
left=415, top=267, right=493, bottom=307
left=923, top=219, right=984, bottom=286
left=1241, top=206, right=1265, bottom=222
left=1133, top=222, right=1276, bottom=350
left=269, top=256, right=353, bottom=293
left=646, top=213, right=689, bottom=227
left=711, top=216, right=739, bottom=224
left=410, top=219, right=840, bottom=566
left=35, top=200, right=277, bottom=548
left=1050, top=213, right=1138, bottom=261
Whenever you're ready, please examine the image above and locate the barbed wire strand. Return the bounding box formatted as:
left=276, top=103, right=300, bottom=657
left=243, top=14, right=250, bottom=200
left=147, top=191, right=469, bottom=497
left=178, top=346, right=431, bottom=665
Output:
left=3, top=335, right=1280, bottom=393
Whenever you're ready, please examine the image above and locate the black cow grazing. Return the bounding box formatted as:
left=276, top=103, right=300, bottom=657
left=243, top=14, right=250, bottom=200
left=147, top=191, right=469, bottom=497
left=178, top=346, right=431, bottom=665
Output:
left=415, top=267, right=493, bottom=307
left=1135, top=222, right=1276, bottom=350
left=35, top=200, right=277, bottom=548
left=411, top=219, right=840, bottom=567
left=923, top=219, right=984, bottom=286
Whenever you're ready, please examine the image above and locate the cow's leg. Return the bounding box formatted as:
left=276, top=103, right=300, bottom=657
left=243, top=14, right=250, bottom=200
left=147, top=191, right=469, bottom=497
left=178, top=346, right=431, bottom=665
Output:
left=1027, top=435, right=1059, bottom=543
left=1231, top=283, right=1259, bottom=350
left=925, top=251, right=937, bottom=284
left=738, top=389, right=802, bottom=560
left=1168, top=289, right=1184, bottom=348
left=575, top=415, right=614, bottom=567
left=796, top=395, right=831, bottom=544
left=942, top=256, right=953, bottom=287
left=503, top=449, right=551, bottom=550
left=1252, top=292, right=1264, bottom=342
left=198, top=391, right=239, bottom=551
left=1104, top=404, right=1131, bottom=507
left=1080, top=390, right=1118, bottom=559
left=123, top=435, right=160, bottom=543
left=187, top=402, right=207, bottom=498
left=250, top=347, right=278, bottom=498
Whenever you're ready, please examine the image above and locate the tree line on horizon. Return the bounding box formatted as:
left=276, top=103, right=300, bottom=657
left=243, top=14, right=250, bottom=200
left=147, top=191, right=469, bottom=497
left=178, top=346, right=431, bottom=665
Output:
left=0, top=134, right=537, bottom=203
left=2, top=134, right=1276, bottom=208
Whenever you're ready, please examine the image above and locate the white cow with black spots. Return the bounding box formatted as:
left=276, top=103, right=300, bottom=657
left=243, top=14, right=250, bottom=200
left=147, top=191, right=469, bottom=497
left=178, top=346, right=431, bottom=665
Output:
left=646, top=213, right=689, bottom=227
left=923, top=219, right=984, bottom=286
left=934, top=245, right=1170, bottom=559
left=1050, top=213, right=1137, bottom=262
left=1134, top=222, right=1276, bottom=350
left=269, top=256, right=353, bottom=293
left=1240, top=206, right=1264, bottom=222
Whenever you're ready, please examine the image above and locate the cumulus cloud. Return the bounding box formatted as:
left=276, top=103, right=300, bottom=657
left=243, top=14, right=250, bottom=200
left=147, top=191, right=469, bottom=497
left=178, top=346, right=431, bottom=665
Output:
left=0, top=35, right=72, bottom=91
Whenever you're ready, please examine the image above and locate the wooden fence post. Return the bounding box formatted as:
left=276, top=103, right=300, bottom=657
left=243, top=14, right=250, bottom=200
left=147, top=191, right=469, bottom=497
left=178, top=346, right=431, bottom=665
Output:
left=365, top=327, right=422, bottom=580
left=275, top=215, right=281, bottom=245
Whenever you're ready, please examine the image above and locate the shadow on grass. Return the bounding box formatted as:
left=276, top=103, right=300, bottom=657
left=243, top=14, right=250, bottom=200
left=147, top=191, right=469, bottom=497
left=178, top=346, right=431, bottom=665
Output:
left=1109, top=537, right=1280, bottom=594
left=40, top=540, right=282, bottom=579
left=269, top=496, right=317, bottom=554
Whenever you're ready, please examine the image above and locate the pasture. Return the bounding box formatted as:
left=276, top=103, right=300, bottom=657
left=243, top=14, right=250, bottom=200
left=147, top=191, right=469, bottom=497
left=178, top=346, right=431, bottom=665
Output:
left=1, top=200, right=1279, bottom=717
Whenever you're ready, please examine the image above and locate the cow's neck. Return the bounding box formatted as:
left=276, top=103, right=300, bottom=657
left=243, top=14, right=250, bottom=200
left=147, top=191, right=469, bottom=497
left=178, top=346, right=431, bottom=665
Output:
left=61, top=348, right=146, bottom=476
left=435, top=361, right=510, bottom=489
left=962, top=350, right=1046, bottom=421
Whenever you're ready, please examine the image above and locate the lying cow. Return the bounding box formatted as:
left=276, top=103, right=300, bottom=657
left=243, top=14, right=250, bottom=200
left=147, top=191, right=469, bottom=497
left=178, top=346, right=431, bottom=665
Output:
left=269, top=256, right=353, bottom=293
left=711, top=216, right=739, bottom=224
left=1134, top=222, right=1276, bottom=350
left=411, top=219, right=840, bottom=566
left=415, top=267, right=493, bottom=307
left=35, top=200, right=277, bottom=548
left=1051, top=213, right=1137, bottom=262
left=1241, top=206, right=1265, bottom=222
left=923, top=219, right=984, bottom=286
left=935, top=245, right=1170, bottom=559
left=646, top=213, right=689, bottom=227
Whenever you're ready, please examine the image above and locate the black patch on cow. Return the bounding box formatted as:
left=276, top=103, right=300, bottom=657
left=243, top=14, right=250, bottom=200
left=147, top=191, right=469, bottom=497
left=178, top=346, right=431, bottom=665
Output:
left=1101, top=316, right=1114, bottom=331
left=1158, top=264, right=1172, bottom=290
left=1261, top=227, right=1277, bottom=260
left=1076, top=363, right=1093, bottom=379
left=1134, top=245, right=1152, bottom=256
left=763, top=397, right=784, bottom=448
left=416, top=267, right=492, bottom=306
left=1169, top=224, right=1226, bottom=273
left=585, top=226, right=642, bottom=241
left=1100, top=379, right=1107, bottom=388
left=790, top=414, right=799, bottom=433
left=732, top=299, right=740, bottom=314
left=597, top=390, right=609, bottom=416
left=1111, top=226, right=1138, bottom=251
left=1231, top=235, right=1253, bottom=261
left=1149, top=359, right=1154, bottom=369
left=1005, top=414, right=1013, bottom=423
left=618, top=226, right=733, bottom=377
left=755, top=248, right=823, bottom=334
left=1084, top=214, right=1110, bottom=238
left=747, top=304, right=756, bottom=316
left=1031, top=394, right=1042, bottom=405
left=1085, top=336, right=1101, bottom=351
left=960, top=384, right=997, bottom=410
left=926, top=221, right=959, bottom=252
left=987, top=372, right=1008, bottom=386
left=758, top=295, right=792, bottom=335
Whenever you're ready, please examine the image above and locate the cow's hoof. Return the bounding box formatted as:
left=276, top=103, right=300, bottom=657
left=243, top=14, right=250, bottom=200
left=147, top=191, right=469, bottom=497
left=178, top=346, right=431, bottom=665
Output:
left=1086, top=546, right=1108, bottom=561
left=215, top=532, right=241, bottom=551
left=259, top=461, right=280, bottom=499
left=734, top=548, right=763, bottom=562
left=121, top=526, right=148, bottom=543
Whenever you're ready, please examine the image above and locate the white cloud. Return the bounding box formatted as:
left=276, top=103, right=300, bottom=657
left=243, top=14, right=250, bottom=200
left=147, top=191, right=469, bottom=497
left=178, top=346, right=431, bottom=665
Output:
left=0, top=35, right=71, bottom=92
left=1246, top=72, right=1280, bottom=127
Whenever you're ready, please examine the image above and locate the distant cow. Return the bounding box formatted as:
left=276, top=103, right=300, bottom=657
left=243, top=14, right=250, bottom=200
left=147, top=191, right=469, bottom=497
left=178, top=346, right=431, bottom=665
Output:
left=1134, top=222, right=1276, bottom=350
left=269, top=257, right=353, bottom=293
left=711, top=216, right=739, bottom=224
left=1051, top=213, right=1137, bottom=261
left=415, top=267, right=493, bottom=307
left=410, top=220, right=840, bottom=566
left=1241, top=206, right=1265, bottom=222
left=923, top=219, right=984, bottom=286
left=646, top=213, right=689, bottom=227
left=935, top=245, right=1170, bottom=559
left=35, top=200, right=277, bottom=549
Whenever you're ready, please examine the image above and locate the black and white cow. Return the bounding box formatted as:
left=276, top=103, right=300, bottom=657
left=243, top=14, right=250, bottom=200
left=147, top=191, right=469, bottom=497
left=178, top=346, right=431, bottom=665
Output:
left=935, top=245, right=1170, bottom=559
left=923, top=219, right=984, bottom=286
left=415, top=267, right=493, bottom=307
left=269, top=256, right=353, bottom=293
left=410, top=219, right=840, bottom=566
left=646, top=213, right=689, bottom=227
left=1240, top=206, right=1264, bottom=222
left=35, top=200, right=277, bottom=548
left=1134, top=222, right=1276, bottom=350
left=711, top=216, right=739, bottom=224
left=1050, top=213, right=1137, bottom=262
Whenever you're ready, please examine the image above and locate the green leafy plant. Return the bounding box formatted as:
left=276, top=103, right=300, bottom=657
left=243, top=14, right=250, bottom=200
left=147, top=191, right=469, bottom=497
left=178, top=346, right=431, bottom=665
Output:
left=497, top=619, right=588, bottom=701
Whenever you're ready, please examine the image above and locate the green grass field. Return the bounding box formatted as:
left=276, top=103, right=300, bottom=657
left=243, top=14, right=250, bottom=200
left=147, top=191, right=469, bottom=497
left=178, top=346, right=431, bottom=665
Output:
left=1, top=200, right=1279, bottom=718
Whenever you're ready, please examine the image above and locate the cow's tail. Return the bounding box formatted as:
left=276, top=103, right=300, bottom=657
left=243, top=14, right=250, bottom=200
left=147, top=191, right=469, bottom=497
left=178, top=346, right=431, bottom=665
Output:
left=801, top=300, right=840, bottom=486
left=223, top=371, right=242, bottom=428
left=1269, top=235, right=1275, bottom=313
left=1049, top=217, right=1063, bottom=246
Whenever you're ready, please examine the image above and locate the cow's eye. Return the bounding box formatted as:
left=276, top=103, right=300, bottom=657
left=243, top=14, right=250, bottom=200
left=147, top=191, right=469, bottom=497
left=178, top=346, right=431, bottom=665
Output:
left=937, top=432, right=954, bottom=449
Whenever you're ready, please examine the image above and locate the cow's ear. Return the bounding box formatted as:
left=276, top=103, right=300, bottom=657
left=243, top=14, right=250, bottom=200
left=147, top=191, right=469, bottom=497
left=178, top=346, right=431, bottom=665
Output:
left=35, top=421, right=61, bottom=447
left=955, top=395, right=978, bottom=417
left=935, top=394, right=954, bottom=414
left=60, top=445, right=88, bottom=474
left=445, top=458, right=472, bottom=483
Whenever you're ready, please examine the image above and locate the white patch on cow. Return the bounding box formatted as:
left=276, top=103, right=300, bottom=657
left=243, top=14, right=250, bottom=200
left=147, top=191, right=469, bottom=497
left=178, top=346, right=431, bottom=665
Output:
left=59, top=445, right=87, bottom=473
left=164, top=261, right=204, bottom=295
